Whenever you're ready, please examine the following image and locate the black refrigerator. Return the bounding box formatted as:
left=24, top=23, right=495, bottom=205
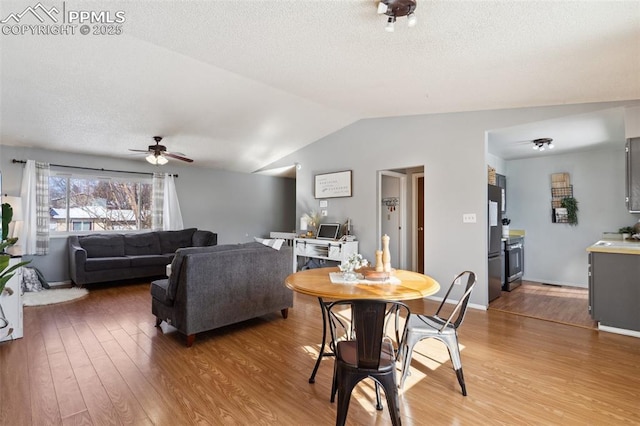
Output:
left=488, top=184, right=503, bottom=302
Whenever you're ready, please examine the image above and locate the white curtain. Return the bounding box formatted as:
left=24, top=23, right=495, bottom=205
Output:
left=152, top=173, right=183, bottom=231
left=163, top=174, right=183, bottom=230
left=20, top=160, right=50, bottom=255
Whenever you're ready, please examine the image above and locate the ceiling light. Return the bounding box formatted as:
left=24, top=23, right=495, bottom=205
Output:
left=385, top=16, right=395, bottom=32
left=378, top=0, right=417, bottom=31
left=532, top=138, right=554, bottom=151
left=146, top=153, right=168, bottom=165
left=407, top=12, right=417, bottom=27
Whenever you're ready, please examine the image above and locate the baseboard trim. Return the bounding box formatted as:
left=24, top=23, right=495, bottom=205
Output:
left=48, top=280, right=73, bottom=288
left=598, top=324, right=640, bottom=338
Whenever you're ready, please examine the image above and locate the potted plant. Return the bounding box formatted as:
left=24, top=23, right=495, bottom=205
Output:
left=619, top=226, right=634, bottom=240
left=560, top=196, right=579, bottom=225
left=0, top=238, right=30, bottom=339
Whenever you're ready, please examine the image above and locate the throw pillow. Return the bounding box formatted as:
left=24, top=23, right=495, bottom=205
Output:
left=253, top=237, right=284, bottom=250
left=22, top=267, right=43, bottom=292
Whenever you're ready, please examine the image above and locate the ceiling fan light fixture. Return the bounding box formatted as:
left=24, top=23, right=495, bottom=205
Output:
left=156, top=155, right=169, bottom=165
left=377, top=1, right=388, bottom=14
left=146, top=154, right=158, bottom=165
left=548, top=142, right=555, bottom=149
left=385, top=16, right=396, bottom=32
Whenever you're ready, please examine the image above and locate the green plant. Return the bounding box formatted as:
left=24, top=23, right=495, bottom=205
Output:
left=0, top=238, right=30, bottom=296
left=619, top=226, right=634, bottom=234
left=561, top=196, right=579, bottom=225
left=1, top=203, right=13, bottom=241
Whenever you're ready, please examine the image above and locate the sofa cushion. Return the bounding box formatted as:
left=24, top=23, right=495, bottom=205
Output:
left=166, top=244, right=247, bottom=302
left=124, top=233, right=161, bottom=255
left=150, top=279, right=172, bottom=306
left=128, top=255, right=171, bottom=268
left=79, top=234, right=125, bottom=258
left=158, top=228, right=197, bottom=254
left=84, top=257, right=131, bottom=272
left=192, top=230, right=217, bottom=247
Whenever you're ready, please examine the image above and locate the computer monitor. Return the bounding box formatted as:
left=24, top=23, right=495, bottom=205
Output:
left=316, top=223, right=340, bottom=240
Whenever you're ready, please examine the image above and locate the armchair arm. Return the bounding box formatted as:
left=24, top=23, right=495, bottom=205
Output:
left=68, top=236, right=87, bottom=285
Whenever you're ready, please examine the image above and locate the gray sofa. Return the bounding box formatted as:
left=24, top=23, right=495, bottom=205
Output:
left=150, top=242, right=293, bottom=346
left=68, top=228, right=217, bottom=286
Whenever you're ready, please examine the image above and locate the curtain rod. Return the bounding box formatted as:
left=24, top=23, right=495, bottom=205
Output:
left=11, top=159, right=178, bottom=178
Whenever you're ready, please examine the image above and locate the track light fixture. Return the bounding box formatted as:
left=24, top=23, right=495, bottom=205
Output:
left=377, top=0, right=417, bottom=31
left=532, top=138, right=554, bottom=152
left=385, top=16, right=396, bottom=32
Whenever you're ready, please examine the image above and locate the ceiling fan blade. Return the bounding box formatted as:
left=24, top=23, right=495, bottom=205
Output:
left=129, top=149, right=150, bottom=153
left=165, top=152, right=194, bottom=163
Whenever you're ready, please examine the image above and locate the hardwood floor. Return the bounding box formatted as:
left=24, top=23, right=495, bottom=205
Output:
left=489, top=280, right=597, bottom=329
left=1, top=282, right=639, bottom=425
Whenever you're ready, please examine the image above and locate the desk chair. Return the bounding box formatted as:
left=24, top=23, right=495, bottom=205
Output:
left=327, top=299, right=410, bottom=426
left=399, top=271, right=476, bottom=395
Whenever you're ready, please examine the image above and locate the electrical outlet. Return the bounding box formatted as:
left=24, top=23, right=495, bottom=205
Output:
left=319, top=200, right=328, bottom=208
left=321, top=210, right=328, bottom=216
left=462, top=213, right=476, bottom=223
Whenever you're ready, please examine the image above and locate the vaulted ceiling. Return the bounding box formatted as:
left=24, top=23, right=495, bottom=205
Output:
left=1, top=0, right=639, bottom=173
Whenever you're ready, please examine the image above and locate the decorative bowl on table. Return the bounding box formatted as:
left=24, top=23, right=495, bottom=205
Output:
left=359, top=267, right=395, bottom=282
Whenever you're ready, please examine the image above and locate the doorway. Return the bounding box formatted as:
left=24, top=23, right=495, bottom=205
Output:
left=377, top=166, right=424, bottom=272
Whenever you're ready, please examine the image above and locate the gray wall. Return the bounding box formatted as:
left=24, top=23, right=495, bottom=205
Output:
left=506, top=147, right=637, bottom=287
left=0, top=145, right=295, bottom=282
left=266, top=101, right=640, bottom=308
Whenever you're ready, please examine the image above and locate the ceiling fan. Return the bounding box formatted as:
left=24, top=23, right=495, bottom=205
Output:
left=129, top=136, right=194, bottom=165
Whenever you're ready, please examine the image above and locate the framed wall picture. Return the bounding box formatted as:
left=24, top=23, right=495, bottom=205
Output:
left=315, top=170, right=352, bottom=199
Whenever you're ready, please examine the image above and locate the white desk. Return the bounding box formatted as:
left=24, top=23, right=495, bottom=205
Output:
left=292, top=238, right=358, bottom=272
left=0, top=257, right=23, bottom=342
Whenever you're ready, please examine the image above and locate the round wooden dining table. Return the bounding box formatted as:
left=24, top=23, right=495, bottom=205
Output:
left=285, top=267, right=440, bottom=383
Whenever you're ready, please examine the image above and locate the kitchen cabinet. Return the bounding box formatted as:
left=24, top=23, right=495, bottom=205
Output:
left=496, top=173, right=506, bottom=214
left=626, top=137, right=640, bottom=212
left=588, top=251, right=640, bottom=332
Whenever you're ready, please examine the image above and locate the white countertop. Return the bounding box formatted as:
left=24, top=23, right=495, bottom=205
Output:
left=587, top=240, right=640, bottom=255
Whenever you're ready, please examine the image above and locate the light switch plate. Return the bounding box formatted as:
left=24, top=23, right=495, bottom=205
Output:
left=319, top=200, right=328, bottom=208
left=321, top=210, right=328, bottom=216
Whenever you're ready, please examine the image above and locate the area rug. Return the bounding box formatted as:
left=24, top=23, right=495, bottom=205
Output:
left=23, top=288, right=89, bottom=306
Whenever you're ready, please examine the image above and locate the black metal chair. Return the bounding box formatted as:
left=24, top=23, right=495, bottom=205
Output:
left=327, top=299, right=410, bottom=426
left=398, top=271, right=476, bottom=395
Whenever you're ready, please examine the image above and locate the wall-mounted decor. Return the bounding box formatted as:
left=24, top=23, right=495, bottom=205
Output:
left=315, top=170, right=352, bottom=199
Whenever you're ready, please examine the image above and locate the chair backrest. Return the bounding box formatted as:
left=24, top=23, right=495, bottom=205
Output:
left=327, top=299, right=410, bottom=370
left=434, top=271, right=477, bottom=330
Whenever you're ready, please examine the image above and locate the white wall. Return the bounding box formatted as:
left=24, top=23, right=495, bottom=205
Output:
left=506, top=147, right=637, bottom=287
left=266, top=101, right=640, bottom=307
left=0, top=145, right=295, bottom=282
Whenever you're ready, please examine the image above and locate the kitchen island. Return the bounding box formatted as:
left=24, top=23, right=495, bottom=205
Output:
left=587, top=240, right=640, bottom=337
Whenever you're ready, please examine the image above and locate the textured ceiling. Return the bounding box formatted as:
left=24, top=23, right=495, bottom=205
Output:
left=1, top=0, right=639, bottom=174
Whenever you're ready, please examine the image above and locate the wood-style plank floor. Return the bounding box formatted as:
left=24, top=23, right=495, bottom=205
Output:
left=1, top=282, right=639, bottom=425
left=489, top=280, right=597, bottom=329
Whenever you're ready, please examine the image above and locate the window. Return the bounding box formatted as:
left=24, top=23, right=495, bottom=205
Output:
left=49, top=171, right=152, bottom=233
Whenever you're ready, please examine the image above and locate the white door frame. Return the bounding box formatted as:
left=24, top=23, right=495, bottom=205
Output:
left=377, top=170, right=407, bottom=270
left=412, top=172, right=424, bottom=271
